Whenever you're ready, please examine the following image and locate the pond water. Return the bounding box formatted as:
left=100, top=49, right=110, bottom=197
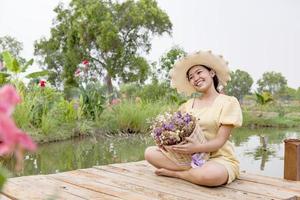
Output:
left=2, top=128, right=300, bottom=178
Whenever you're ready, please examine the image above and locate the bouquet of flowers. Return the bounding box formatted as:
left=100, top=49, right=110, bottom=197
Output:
left=150, top=111, right=209, bottom=167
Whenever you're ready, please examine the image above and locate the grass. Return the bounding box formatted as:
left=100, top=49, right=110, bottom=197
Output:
left=25, top=120, right=95, bottom=144
left=242, top=110, right=300, bottom=128
left=12, top=89, right=300, bottom=144
left=95, top=99, right=177, bottom=134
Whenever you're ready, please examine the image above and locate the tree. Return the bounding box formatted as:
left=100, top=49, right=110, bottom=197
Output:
left=257, top=71, right=287, bottom=96
left=279, top=86, right=297, bottom=101
left=156, top=45, right=186, bottom=82
left=0, top=36, right=23, bottom=59
left=34, top=0, right=172, bottom=95
left=225, top=69, right=253, bottom=102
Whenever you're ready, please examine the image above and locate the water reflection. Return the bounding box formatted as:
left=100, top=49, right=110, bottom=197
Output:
left=233, top=128, right=300, bottom=177
left=1, top=128, right=300, bottom=178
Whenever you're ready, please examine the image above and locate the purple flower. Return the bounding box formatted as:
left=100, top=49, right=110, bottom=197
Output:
left=191, top=153, right=206, bottom=168
left=162, top=123, right=175, bottom=131
left=154, top=128, right=162, bottom=137
left=175, top=111, right=182, bottom=118
left=183, top=114, right=191, bottom=123
left=151, top=111, right=196, bottom=146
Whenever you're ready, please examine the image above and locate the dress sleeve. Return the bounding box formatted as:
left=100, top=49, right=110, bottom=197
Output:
left=178, top=99, right=193, bottom=113
left=218, top=97, right=243, bottom=127
left=178, top=102, right=187, bottom=113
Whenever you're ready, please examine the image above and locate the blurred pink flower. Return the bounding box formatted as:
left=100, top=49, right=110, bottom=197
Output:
left=82, top=60, right=89, bottom=65
left=0, top=85, right=21, bottom=116
left=0, top=85, right=37, bottom=163
left=74, top=68, right=81, bottom=77
left=111, top=98, right=121, bottom=106
left=0, top=114, right=36, bottom=155
left=39, top=80, right=46, bottom=88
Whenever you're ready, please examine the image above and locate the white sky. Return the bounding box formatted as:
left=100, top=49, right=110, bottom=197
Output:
left=0, top=0, right=299, bottom=89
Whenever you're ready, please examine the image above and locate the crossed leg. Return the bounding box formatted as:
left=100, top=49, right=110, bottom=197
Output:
left=144, top=146, right=228, bottom=186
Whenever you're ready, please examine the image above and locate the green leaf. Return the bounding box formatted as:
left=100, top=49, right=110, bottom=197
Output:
left=22, top=58, right=34, bottom=72
left=11, top=58, right=21, bottom=73
left=2, top=51, right=21, bottom=73
left=255, top=93, right=264, bottom=105
left=0, top=72, right=10, bottom=84
left=2, top=51, right=13, bottom=70
left=0, top=167, right=8, bottom=191
left=0, top=72, right=10, bottom=77
left=25, top=70, right=49, bottom=79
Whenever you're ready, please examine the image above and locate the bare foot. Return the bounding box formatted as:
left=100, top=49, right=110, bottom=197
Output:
left=155, top=168, right=178, bottom=178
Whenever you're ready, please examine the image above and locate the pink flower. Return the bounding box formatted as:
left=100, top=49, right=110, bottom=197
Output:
left=111, top=98, right=121, bottom=106
left=74, top=68, right=81, bottom=77
left=39, top=80, right=46, bottom=87
left=0, top=85, right=21, bottom=116
left=0, top=85, right=37, bottom=167
left=0, top=114, right=36, bottom=155
left=82, top=60, right=89, bottom=65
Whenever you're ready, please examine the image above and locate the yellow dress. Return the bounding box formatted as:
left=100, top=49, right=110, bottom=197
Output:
left=180, top=94, right=243, bottom=184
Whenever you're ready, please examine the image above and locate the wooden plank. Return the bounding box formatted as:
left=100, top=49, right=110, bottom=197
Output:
left=0, top=194, right=12, bottom=200
left=225, top=179, right=299, bottom=200
left=51, top=170, right=166, bottom=200
left=1, top=175, right=82, bottom=200
left=1, top=160, right=299, bottom=200
left=106, top=161, right=300, bottom=200
left=239, top=173, right=300, bottom=192
left=1, top=175, right=120, bottom=200
left=94, top=164, right=279, bottom=200
left=80, top=168, right=225, bottom=200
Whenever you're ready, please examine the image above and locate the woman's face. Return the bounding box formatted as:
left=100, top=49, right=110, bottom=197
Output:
left=187, top=65, right=215, bottom=93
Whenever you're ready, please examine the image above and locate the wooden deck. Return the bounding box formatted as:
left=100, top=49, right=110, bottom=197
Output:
left=1, top=160, right=300, bottom=200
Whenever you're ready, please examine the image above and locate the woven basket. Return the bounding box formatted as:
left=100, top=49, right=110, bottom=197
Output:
left=161, top=123, right=209, bottom=167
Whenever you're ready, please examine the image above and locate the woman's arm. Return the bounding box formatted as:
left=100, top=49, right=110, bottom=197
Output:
left=170, top=124, right=234, bottom=154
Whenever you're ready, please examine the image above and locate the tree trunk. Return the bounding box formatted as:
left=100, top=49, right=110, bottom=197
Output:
left=106, top=73, right=114, bottom=103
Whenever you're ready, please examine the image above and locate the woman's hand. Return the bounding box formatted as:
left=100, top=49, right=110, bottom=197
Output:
left=169, top=137, right=201, bottom=154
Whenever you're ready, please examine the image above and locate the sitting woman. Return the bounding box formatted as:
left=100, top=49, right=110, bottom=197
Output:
left=144, top=50, right=242, bottom=186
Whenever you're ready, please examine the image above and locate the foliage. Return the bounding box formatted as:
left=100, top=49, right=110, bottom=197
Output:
left=257, top=71, right=287, bottom=96
left=255, top=92, right=273, bottom=105
left=34, top=0, right=172, bottom=96
left=119, top=82, right=142, bottom=99
left=0, top=51, right=48, bottom=86
left=0, top=168, right=7, bottom=190
left=13, top=85, right=79, bottom=135
left=79, top=84, right=106, bottom=120
left=0, top=36, right=24, bottom=62
left=242, top=110, right=300, bottom=128
left=278, top=86, right=298, bottom=101
left=97, top=99, right=177, bottom=134
left=120, top=81, right=187, bottom=104
left=156, top=45, right=186, bottom=81
left=225, top=69, right=253, bottom=102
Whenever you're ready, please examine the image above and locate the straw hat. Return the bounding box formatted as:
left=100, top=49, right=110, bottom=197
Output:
left=169, top=50, right=231, bottom=96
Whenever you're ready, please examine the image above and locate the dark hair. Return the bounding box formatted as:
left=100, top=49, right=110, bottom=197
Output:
left=186, top=64, right=220, bottom=93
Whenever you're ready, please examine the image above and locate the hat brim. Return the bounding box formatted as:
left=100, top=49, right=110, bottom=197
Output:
left=169, top=50, right=231, bottom=96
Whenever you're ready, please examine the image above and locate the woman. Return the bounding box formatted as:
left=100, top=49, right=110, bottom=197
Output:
left=144, top=50, right=242, bottom=186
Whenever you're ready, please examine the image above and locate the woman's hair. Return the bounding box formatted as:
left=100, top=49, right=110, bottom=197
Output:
left=186, top=64, right=220, bottom=93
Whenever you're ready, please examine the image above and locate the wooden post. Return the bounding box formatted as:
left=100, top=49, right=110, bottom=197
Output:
left=284, top=139, right=300, bottom=181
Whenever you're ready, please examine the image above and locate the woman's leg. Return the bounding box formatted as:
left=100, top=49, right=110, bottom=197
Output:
left=155, top=161, right=229, bottom=186
left=144, top=146, right=188, bottom=171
